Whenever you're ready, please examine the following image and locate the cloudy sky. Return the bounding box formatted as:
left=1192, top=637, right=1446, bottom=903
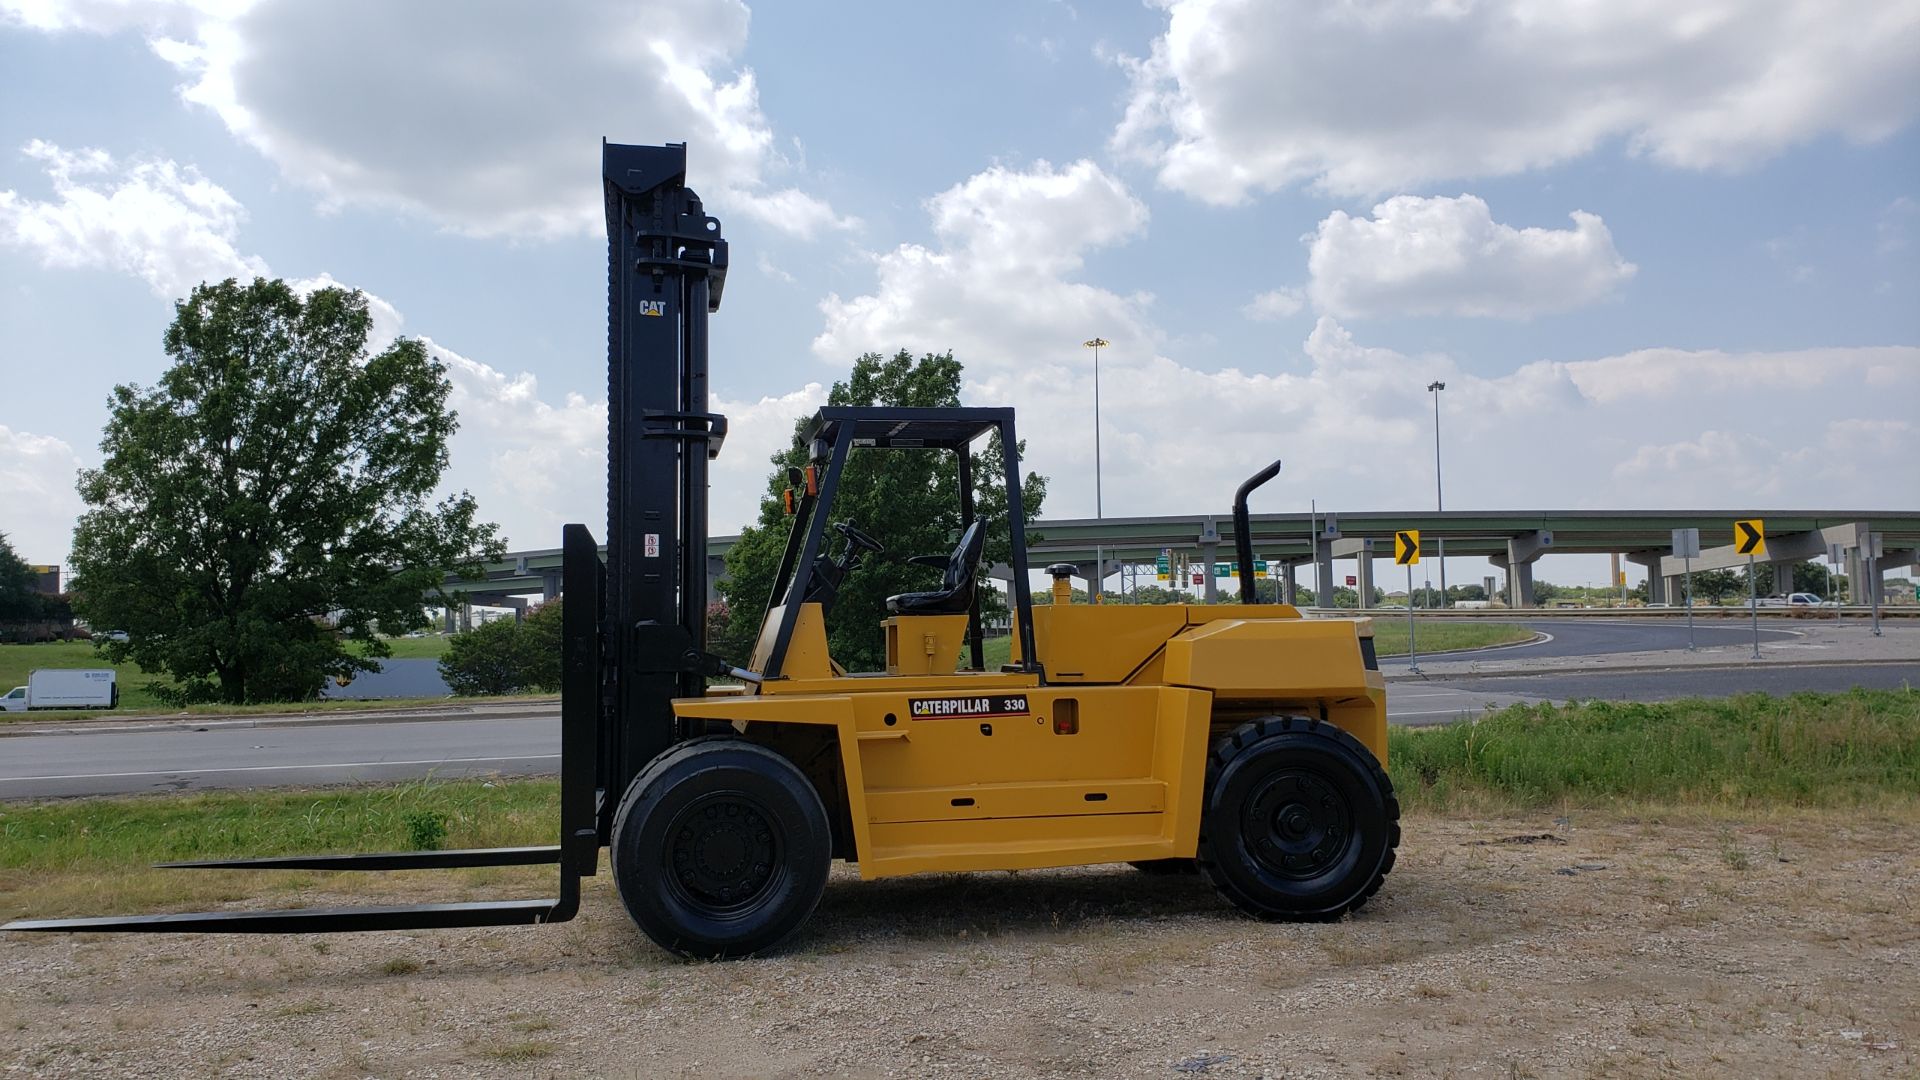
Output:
left=2, top=0, right=1916, bottom=591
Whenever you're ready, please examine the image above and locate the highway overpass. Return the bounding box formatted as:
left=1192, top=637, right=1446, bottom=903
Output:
left=439, top=509, right=1920, bottom=614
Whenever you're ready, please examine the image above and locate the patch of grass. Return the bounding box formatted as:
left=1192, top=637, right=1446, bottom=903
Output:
left=0, top=779, right=558, bottom=877
left=403, top=810, right=450, bottom=851
left=0, top=636, right=527, bottom=723
left=0, top=640, right=171, bottom=714
left=967, top=616, right=1526, bottom=670
left=351, top=635, right=454, bottom=661
left=1389, top=688, right=1920, bottom=812
left=1366, top=620, right=1534, bottom=657
left=380, top=957, right=422, bottom=976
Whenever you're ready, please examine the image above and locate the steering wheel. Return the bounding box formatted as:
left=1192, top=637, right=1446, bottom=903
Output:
left=833, top=520, right=886, bottom=555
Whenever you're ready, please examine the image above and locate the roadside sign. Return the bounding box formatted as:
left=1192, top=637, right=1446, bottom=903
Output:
left=1394, top=530, right=1420, bottom=566
left=1254, top=559, right=1269, bottom=579
left=1617, top=571, right=1627, bottom=586
left=1191, top=573, right=1203, bottom=586
left=1868, top=532, right=1885, bottom=558
left=1345, top=575, right=1357, bottom=586
left=1672, top=527, right=1700, bottom=559
left=1734, top=519, right=1766, bottom=557
left=1828, top=543, right=1846, bottom=565
left=1156, top=548, right=1171, bottom=581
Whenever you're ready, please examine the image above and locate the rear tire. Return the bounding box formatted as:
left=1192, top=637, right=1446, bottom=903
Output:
left=1197, top=716, right=1399, bottom=921
left=610, top=737, right=831, bottom=958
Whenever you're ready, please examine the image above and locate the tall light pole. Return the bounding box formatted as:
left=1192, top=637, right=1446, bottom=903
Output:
left=1084, top=338, right=1108, bottom=602
left=1427, top=380, right=1447, bottom=607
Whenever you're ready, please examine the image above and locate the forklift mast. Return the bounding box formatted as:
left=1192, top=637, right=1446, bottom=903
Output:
left=599, top=141, right=729, bottom=821
left=0, top=141, right=729, bottom=936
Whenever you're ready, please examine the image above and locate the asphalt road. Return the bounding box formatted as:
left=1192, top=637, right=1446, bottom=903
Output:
left=1456, top=662, right=1916, bottom=702
left=0, top=615, right=1901, bottom=798
left=1377, top=617, right=1800, bottom=666
left=0, top=684, right=1565, bottom=799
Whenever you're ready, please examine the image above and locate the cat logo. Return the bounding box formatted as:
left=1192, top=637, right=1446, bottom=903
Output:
left=639, top=300, right=666, bottom=317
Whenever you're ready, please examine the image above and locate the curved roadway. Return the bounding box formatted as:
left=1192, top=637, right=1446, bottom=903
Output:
left=0, top=618, right=1902, bottom=799
left=1377, top=617, right=1800, bottom=665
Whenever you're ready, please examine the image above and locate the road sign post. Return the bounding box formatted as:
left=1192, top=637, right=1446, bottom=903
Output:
left=1868, top=532, right=1885, bottom=637
left=1673, top=528, right=1700, bottom=651
left=1735, top=519, right=1765, bottom=660
left=1395, top=530, right=1421, bottom=674
left=1827, top=542, right=1846, bottom=628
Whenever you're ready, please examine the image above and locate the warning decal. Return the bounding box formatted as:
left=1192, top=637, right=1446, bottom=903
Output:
left=908, top=695, right=1030, bottom=720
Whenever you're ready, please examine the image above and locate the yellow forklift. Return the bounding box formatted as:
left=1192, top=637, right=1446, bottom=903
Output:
left=5, top=142, right=1396, bottom=958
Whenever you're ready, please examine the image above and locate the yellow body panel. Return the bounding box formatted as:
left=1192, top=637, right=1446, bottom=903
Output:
left=673, top=683, right=1211, bottom=879
left=675, top=598, right=1382, bottom=879
left=882, top=614, right=969, bottom=674
left=748, top=603, right=835, bottom=679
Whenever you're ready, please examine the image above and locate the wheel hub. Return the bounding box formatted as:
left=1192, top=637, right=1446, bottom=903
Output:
left=1244, top=770, right=1354, bottom=879
left=668, top=795, right=777, bottom=910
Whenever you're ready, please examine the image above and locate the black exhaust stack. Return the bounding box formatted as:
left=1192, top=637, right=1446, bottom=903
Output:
left=1234, top=460, right=1282, bottom=604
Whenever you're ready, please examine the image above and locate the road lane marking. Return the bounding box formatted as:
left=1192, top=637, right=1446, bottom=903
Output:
left=0, top=754, right=561, bottom=784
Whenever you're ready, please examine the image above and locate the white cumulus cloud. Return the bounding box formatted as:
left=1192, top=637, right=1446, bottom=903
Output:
left=1112, top=0, right=1920, bottom=202
left=1243, top=287, right=1304, bottom=321
left=0, top=139, right=267, bottom=296
left=11, top=0, right=848, bottom=239
left=0, top=425, right=86, bottom=563
left=1306, top=195, right=1636, bottom=319
left=800, top=157, right=1918, bottom=529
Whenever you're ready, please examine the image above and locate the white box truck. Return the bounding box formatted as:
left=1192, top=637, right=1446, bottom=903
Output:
left=0, top=669, right=118, bottom=711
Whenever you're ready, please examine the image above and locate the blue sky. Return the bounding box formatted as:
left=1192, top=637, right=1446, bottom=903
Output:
left=2, top=0, right=1916, bottom=593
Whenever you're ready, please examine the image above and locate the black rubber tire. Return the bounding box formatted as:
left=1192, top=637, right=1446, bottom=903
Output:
left=610, top=736, right=832, bottom=959
left=1197, top=716, right=1400, bottom=921
left=1128, top=858, right=1199, bottom=875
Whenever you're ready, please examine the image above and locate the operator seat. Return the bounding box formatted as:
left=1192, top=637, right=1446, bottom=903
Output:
left=885, top=521, right=985, bottom=616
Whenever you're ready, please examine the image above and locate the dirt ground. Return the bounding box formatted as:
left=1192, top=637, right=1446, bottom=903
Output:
left=2, top=810, right=1916, bottom=1079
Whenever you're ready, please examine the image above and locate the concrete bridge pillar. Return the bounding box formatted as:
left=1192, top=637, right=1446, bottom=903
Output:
left=541, top=571, right=561, bottom=602
left=1331, top=537, right=1377, bottom=609
left=1489, top=530, right=1554, bottom=608
left=1199, top=541, right=1219, bottom=603
left=1314, top=546, right=1335, bottom=608
left=1624, top=551, right=1666, bottom=604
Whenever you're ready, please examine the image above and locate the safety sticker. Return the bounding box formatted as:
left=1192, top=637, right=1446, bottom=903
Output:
left=908, top=695, right=1030, bottom=720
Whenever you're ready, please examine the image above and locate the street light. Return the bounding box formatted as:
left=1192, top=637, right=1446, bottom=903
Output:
left=1084, top=338, right=1108, bottom=602
left=1427, top=380, right=1447, bottom=607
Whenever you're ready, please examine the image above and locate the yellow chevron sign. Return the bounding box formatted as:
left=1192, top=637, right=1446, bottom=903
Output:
left=1394, top=530, right=1420, bottom=566
left=1734, top=519, right=1766, bottom=557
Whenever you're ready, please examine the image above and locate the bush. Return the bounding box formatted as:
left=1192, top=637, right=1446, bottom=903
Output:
left=438, top=600, right=562, bottom=696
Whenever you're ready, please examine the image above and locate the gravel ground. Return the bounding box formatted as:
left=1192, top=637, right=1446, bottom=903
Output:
left=3, top=810, right=1916, bottom=1079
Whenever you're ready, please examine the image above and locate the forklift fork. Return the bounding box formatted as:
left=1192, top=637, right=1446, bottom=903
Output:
left=0, top=525, right=607, bottom=935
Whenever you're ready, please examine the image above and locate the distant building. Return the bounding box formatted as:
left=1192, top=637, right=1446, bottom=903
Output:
left=30, top=565, right=59, bottom=595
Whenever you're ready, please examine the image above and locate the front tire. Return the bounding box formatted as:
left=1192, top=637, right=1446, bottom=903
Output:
left=610, top=737, right=832, bottom=958
left=1197, top=716, right=1399, bottom=921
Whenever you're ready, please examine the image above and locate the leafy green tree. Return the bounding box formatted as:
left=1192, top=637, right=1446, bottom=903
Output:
left=70, top=278, right=500, bottom=704
left=718, top=350, right=1047, bottom=672
left=439, top=600, right=563, bottom=696
left=0, top=531, right=42, bottom=621
left=1684, top=568, right=1744, bottom=604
